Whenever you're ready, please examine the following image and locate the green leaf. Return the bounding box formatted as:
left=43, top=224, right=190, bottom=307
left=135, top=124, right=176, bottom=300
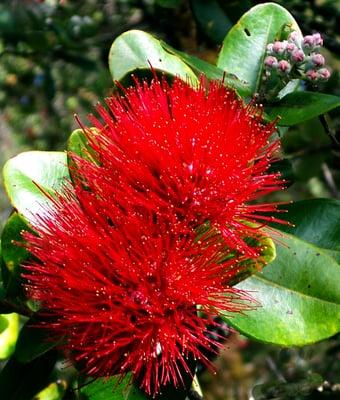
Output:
left=217, top=3, right=301, bottom=95
left=268, top=91, right=340, bottom=126
left=80, top=375, right=192, bottom=400
left=160, top=42, right=251, bottom=97
left=226, top=232, right=277, bottom=285
left=0, top=213, right=32, bottom=298
left=191, top=0, right=233, bottom=43
left=1, top=213, right=30, bottom=275
left=3, top=151, right=70, bottom=223
left=223, top=233, right=340, bottom=346
left=109, top=30, right=198, bottom=85
left=80, top=375, right=138, bottom=400
left=272, top=199, right=340, bottom=262
left=15, top=318, right=61, bottom=363
left=0, top=313, right=19, bottom=359
left=67, top=128, right=98, bottom=164
left=0, top=351, right=58, bottom=400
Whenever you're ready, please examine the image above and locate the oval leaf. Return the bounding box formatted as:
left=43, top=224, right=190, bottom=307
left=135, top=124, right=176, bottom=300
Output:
left=109, top=30, right=198, bottom=84
left=217, top=3, right=301, bottom=95
left=222, top=233, right=340, bottom=346
left=268, top=91, right=340, bottom=126
left=3, top=151, right=69, bottom=222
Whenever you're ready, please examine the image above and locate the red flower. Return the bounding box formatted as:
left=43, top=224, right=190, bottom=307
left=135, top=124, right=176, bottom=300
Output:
left=78, top=77, right=284, bottom=257
left=24, top=190, right=252, bottom=395
left=23, top=76, right=284, bottom=395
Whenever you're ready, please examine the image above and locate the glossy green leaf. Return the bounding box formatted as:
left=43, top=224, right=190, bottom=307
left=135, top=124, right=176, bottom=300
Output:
left=1, top=213, right=30, bottom=275
left=15, top=318, right=61, bottom=363
left=3, top=151, right=69, bottom=222
left=272, top=199, right=340, bottom=263
left=109, top=30, right=198, bottom=85
left=223, top=233, right=340, bottom=346
left=160, top=42, right=251, bottom=97
left=67, top=128, right=98, bottom=163
left=226, top=232, right=276, bottom=285
left=217, top=3, right=301, bottom=95
left=268, top=91, right=340, bottom=126
left=80, top=375, right=141, bottom=400
left=191, top=0, right=233, bottom=43
left=0, top=313, right=19, bottom=359
left=0, top=351, right=58, bottom=400
left=0, top=213, right=32, bottom=298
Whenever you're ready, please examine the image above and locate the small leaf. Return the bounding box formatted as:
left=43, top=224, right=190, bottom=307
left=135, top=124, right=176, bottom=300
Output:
left=217, top=3, right=301, bottom=95
left=0, top=313, right=19, bottom=359
left=268, top=91, right=340, bottom=126
left=1, top=213, right=30, bottom=275
left=67, top=129, right=98, bottom=164
left=222, top=233, right=340, bottom=346
left=3, top=151, right=70, bottom=223
left=109, top=30, right=198, bottom=85
left=1, top=213, right=32, bottom=298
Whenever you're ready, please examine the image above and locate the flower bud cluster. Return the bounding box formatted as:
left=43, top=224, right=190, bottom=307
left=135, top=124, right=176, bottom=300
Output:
left=264, top=31, right=331, bottom=82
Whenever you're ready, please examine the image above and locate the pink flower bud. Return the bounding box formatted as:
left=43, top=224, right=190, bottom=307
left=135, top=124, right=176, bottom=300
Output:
left=264, top=56, right=278, bottom=68
left=273, top=41, right=285, bottom=54
left=306, top=70, right=319, bottom=81
left=311, top=53, right=325, bottom=67
left=288, top=31, right=300, bottom=43
left=278, top=60, right=291, bottom=73
left=318, top=68, right=331, bottom=81
left=266, top=43, right=274, bottom=53
left=286, top=42, right=297, bottom=53
left=291, top=49, right=305, bottom=62
left=303, top=35, right=315, bottom=48
left=312, top=33, right=323, bottom=47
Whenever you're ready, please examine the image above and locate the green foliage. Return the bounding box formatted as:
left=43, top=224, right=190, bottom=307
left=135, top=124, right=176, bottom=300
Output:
left=0, top=1, right=339, bottom=399
left=0, top=313, right=19, bottom=359
left=268, top=91, right=340, bottom=126
left=3, top=151, right=69, bottom=222
left=224, top=232, right=340, bottom=345
left=109, top=30, right=198, bottom=84
left=217, top=3, right=301, bottom=95
left=1, top=213, right=31, bottom=299
left=80, top=376, right=146, bottom=400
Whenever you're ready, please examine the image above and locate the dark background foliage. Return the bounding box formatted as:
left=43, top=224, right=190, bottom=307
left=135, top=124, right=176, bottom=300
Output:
left=0, top=1, right=339, bottom=399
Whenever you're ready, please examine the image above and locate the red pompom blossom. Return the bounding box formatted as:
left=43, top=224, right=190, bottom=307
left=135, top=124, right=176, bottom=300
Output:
left=24, top=191, right=253, bottom=395
left=79, top=77, right=285, bottom=257
left=23, top=77, right=285, bottom=396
